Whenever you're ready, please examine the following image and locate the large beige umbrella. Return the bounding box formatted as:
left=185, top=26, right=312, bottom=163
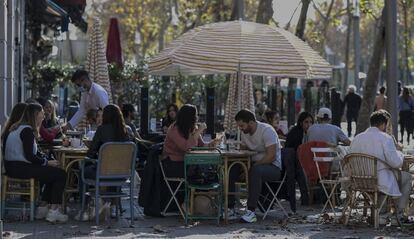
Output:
left=224, top=73, right=255, bottom=132
left=86, top=17, right=113, bottom=102
left=149, top=20, right=331, bottom=79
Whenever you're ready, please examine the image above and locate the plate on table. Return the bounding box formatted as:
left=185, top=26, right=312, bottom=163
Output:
left=66, top=130, right=83, bottom=137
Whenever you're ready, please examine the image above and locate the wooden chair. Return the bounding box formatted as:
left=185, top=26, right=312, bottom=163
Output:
left=1, top=176, right=37, bottom=221
left=342, top=153, right=401, bottom=229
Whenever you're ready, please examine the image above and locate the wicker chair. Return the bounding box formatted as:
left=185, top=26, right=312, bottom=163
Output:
left=80, top=142, right=137, bottom=225
left=342, top=153, right=401, bottom=229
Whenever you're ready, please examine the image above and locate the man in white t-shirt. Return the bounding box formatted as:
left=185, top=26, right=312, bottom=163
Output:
left=234, top=109, right=282, bottom=223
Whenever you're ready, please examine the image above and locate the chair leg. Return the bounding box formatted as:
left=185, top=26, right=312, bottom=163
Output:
left=130, top=183, right=134, bottom=226
left=30, top=179, right=35, bottom=221
left=374, top=192, right=379, bottom=229
left=1, top=176, right=7, bottom=219
left=95, top=187, right=100, bottom=225
left=190, top=188, right=195, bottom=216
left=163, top=180, right=184, bottom=218
left=80, top=184, right=86, bottom=216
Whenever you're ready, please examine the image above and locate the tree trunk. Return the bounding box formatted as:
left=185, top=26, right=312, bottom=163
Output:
left=256, top=0, right=273, bottom=24
left=231, top=0, right=240, bottom=20
left=343, top=0, right=352, bottom=97
left=319, top=0, right=335, bottom=49
left=402, top=1, right=413, bottom=85
left=355, top=9, right=386, bottom=134
left=287, top=0, right=311, bottom=126
left=295, top=0, right=311, bottom=40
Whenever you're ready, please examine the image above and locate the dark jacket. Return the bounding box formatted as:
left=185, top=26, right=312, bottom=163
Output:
left=138, top=143, right=173, bottom=217
left=344, top=92, right=362, bottom=116
left=285, top=125, right=304, bottom=151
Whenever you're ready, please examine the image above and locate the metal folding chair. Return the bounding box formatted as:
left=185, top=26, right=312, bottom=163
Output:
left=184, top=148, right=223, bottom=225
left=258, top=172, right=289, bottom=219
left=158, top=158, right=185, bottom=219
left=311, top=147, right=348, bottom=216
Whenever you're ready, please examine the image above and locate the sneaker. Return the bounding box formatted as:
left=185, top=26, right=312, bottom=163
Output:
left=45, top=209, right=68, bottom=223
left=74, top=211, right=89, bottom=221
left=241, top=210, right=257, bottom=223
left=225, top=208, right=238, bottom=220
left=35, top=206, right=49, bottom=219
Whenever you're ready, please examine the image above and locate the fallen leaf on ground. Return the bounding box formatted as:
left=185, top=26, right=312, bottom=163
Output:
left=153, top=224, right=167, bottom=233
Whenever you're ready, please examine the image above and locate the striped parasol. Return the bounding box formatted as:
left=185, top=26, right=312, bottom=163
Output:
left=75, top=18, right=112, bottom=131
left=149, top=20, right=331, bottom=79
left=224, top=73, right=255, bottom=133
left=86, top=17, right=113, bottom=102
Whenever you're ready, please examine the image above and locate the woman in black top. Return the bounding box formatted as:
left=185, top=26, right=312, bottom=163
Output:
left=83, top=104, right=132, bottom=216
left=285, top=112, right=314, bottom=150
left=284, top=111, right=314, bottom=206
left=86, top=104, right=131, bottom=160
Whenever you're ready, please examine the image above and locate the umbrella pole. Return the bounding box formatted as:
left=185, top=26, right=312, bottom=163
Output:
left=237, top=66, right=241, bottom=143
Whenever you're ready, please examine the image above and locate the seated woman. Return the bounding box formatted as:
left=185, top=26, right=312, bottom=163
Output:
left=1, top=103, right=27, bottom=155
left=162, top=104, right=220, bottom=179
left=285, top=112, right=314, bottom=150
left=4, top=103, right=68, bottom=223
left=39, top=99, right=61, bottom=143
left=285, top=111, right=314, bottom=205
left=264, top=111, right=286, bottom=140
left=86, top=104, right=131, bottom=168
left=162, top=104, right=178, bottom=133
left=83, top=104, right=132, bottom=217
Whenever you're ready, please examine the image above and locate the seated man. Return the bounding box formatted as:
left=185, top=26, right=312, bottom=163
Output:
left=349, top=111, right=411, bottom=221
left=234, top=109, right=282, bottom=223
left=307, top=107, right=351, bottom=146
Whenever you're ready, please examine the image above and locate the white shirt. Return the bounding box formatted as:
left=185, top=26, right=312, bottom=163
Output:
left=349, top=127, right=403, bottom=196
left=69, top=82, right=109, bottom=128
left=241, top=121, right=281, bottom=169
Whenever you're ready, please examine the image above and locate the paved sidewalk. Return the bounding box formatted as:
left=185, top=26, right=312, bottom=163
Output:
left=3, top=201, right=414, bottom=239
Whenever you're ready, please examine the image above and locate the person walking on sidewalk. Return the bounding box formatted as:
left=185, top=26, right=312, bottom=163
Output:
left=343, top=85, right=362, bottom=137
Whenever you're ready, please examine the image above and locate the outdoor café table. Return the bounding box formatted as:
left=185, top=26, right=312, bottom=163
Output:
left=185, top=149, right=256, bottom=223
left=402, top=154, right=414, bottom=172
left=52, top=146, right=88, bottom=211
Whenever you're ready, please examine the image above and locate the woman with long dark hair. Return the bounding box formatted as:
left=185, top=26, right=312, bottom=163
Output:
left=82, top=104, right=131, bottom=219
left=162, top=104, right=219, bottom=178
left=4, top=103, right=68, bottom=222
left=284, top=111, right=314, bottom=206
left=285, top=112, right=314, bottom=150
left=162, top=103, right=179, bottom=133
left=86, top=104, right=130, bottom=159
left=398, top=87, right=414, bottom=144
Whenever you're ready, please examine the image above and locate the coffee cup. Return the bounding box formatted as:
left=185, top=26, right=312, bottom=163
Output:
left=71, top=138, right=82, bottom=148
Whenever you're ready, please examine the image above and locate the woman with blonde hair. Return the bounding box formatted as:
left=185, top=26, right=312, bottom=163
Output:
left=4, top=103, right=68, bottom=222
